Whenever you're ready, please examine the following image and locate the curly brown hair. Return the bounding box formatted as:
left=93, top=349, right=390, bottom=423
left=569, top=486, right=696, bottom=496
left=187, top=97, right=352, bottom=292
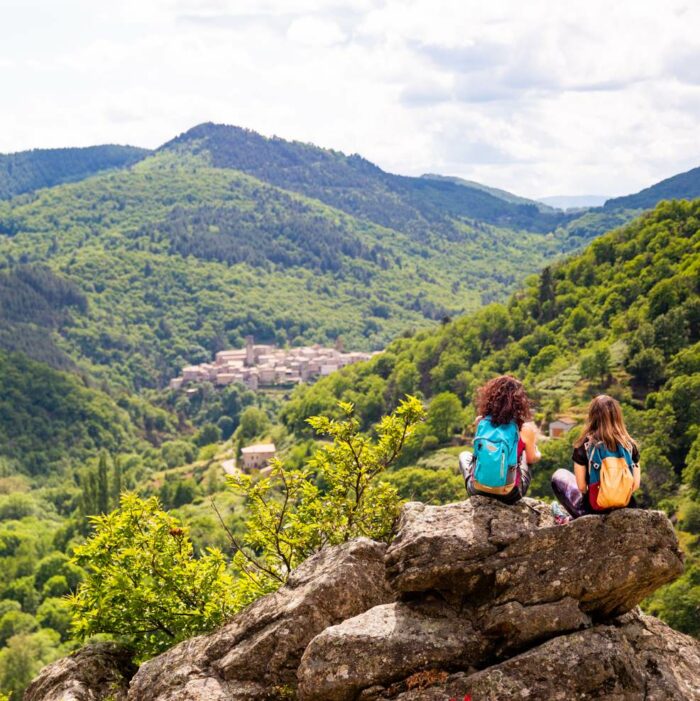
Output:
left=476, top=375, right=532, bottom=428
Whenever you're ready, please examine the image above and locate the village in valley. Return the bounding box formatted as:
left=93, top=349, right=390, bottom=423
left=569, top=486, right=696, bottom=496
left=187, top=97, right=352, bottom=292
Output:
left=170, top=337, right=579, bottom=474
left=170, top=336, right=378, bottom=473
left=169, top=335, right=376, bottom=392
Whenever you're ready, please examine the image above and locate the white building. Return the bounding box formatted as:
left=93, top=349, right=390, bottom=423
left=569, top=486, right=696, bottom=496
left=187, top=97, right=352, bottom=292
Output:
left=240, top=443, right=277, bottom=471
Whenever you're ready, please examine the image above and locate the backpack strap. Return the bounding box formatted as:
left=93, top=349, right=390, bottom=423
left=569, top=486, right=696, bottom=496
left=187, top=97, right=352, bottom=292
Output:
left=584, top=438, right=601, bottom=480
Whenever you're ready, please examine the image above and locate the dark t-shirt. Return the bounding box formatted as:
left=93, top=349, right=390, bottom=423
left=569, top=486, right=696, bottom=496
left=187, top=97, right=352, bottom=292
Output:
left=572, top=443, right=640, bottom=468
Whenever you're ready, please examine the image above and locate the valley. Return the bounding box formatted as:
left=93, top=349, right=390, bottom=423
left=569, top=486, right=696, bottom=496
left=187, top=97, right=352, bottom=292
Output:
left=0, top=125, right=699, bottom=697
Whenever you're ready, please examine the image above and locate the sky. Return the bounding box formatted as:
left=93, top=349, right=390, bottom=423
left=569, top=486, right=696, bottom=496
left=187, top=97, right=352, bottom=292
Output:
left=1, top=0, right=699, bottom=198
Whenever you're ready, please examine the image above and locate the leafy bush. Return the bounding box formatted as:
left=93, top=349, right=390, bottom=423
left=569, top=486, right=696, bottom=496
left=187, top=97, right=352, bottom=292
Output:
left=69, top=493, right=235, bottom=659
left=225, top=396, right=425, bottom=608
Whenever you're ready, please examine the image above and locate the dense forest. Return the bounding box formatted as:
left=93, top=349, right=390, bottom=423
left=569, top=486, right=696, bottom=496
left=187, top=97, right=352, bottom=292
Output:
left=0, top=145, right=149, bottom=200
left=0, top=139, right=576, bottom=390
left=163, top=123, right=574, bottom=235
left=280, top=199, right=700, bottom=635
left=0, top=125, right=692, bottom=391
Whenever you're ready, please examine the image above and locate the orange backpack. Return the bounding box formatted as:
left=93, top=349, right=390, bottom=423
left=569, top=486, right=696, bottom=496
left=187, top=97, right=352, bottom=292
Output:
left=585, top=440, right=635, bottom=510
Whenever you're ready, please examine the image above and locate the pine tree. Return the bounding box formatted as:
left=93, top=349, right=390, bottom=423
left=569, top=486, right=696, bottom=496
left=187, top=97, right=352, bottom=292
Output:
left=111, top=455, right=123, bottom=508
left=81, top=470, right=98, bottom=517
left=96, top=452, right=110, bottom=515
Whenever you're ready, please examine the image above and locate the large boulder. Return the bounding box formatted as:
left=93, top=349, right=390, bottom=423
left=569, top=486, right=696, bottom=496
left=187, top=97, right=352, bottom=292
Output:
left=386, top=497, right=684, bottom=617
left=297, top=499, right=686, bottom=700
left=127, top=537, right=392, bottom=701
left=378, top=612, right=700, bottom=701
left=297, top=595, right=592, bottom=700
left=26, top=498, right=696, bottom=701
left=23, top=643, right=135, bottom=701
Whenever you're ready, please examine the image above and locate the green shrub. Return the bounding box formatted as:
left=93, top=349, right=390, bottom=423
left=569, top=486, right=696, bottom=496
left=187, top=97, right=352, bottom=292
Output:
left=69, top=493, right=235, bottom=660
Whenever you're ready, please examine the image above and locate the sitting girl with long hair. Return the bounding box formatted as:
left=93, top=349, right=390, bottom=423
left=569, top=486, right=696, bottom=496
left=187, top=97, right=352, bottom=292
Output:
left=551, top=394, right=641, bottom=519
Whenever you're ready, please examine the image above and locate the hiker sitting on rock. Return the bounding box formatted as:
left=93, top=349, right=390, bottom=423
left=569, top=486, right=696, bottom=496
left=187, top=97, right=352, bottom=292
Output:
left=551, top=394, right=641, bottom=520
left=459, top=375, right=541, bottom=504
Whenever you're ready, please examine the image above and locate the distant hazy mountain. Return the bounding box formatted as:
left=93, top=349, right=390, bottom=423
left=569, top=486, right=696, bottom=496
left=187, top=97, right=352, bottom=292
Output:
left=0, top=144, right=150, bottom=199
left=603, top=165, right=700, bottom=210
left=538, top=195, right=609, bottom=210
left=420, top=174, right=555, bottom=211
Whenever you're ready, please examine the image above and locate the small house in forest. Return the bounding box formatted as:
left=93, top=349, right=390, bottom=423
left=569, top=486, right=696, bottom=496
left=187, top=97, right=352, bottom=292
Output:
left=240, top=443, right=277, bottom=471
left=549, top=418, right=577, bottom=438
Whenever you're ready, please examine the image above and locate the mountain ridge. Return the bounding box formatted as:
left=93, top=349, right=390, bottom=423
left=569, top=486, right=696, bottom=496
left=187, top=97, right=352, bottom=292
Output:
left=604, top=163, right=700, bottom=210
left=0, top=144, right=150, bottom=200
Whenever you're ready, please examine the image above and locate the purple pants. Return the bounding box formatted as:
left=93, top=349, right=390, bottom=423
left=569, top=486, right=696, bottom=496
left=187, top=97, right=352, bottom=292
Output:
left=551, top=468, right=640, bottom=519
left=551, top=468, right=589, bottom=518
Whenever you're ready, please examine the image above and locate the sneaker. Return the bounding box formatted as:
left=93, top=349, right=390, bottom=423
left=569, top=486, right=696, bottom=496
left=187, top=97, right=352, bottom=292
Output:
left=551, top=502, right=571, bottom=525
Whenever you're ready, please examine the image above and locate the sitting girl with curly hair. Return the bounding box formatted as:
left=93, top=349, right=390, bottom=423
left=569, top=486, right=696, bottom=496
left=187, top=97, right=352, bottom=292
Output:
left=459, top=375, right=541, bottom=504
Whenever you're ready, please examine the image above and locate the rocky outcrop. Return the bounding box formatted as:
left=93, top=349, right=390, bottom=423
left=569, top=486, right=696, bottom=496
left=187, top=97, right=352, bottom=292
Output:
left=376, top=612, right=700, bottom=701
left=23, top=643, right=135, bottom=701
left=385, top=498, right=683, bottom=616
left=27, top=497, right=697, bottom=701
left=297, top=498, right=686, bottom=700
left=126, top=537, right=391, bottom=701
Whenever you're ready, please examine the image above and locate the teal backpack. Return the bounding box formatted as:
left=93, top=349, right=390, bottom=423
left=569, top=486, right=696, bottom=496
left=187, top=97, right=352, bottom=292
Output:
left=472, top=416, right=519, bottom=495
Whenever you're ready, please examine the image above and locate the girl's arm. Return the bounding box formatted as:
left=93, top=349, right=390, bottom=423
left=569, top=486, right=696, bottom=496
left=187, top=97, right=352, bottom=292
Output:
left=521, top=422, right=541, bottom=463
left=574, top=462, right=588, bottom=493
left=633, top=464, right=641, bottom=492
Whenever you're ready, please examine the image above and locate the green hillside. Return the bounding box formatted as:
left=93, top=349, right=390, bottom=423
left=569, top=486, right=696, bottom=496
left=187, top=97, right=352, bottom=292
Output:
left=0, top=265, right=87, bottom=368
left=604, top=165, right=700, bottom=211
left=163, top=123, right=572, bottom=234
left=0, top=145, right=149, bottom=200
left=281, top=199, right=700, bottom=634
left=0, top=351, right=135, bottom=477
left=0, top=128, right=583, bottom=390
left=283, top=199, right=698, bottom=456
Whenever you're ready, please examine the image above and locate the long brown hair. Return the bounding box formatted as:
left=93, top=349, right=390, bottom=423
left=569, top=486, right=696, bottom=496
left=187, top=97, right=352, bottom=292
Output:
left=575, top=395, right=636, bottom=452
left=476, top=375, right=532, bottom=428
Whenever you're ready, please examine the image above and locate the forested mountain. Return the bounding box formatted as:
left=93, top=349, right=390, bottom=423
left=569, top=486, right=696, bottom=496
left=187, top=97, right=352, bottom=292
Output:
left=163, top=123, right=572, bottom=234
left=0, top=126, right=590, bottom=390
left=1, top=123, right=698, bottom=393
left=604, top=164, right=700, bottom=211
left=0, top=145, right=149, bottom=200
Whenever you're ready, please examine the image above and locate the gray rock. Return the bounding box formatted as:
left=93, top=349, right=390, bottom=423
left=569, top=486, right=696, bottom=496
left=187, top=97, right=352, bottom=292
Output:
left=386, top=498, right=683, bottom=618
left=27, top=499, right=695, bottom=701
left=297, top=595, right=591, bottom=701
left=23, top=643, right=135, bottom=701
left=127, top=537, right=392, bottom=701
left=298, top=500, right=685, bottom=700
left=297, top=599, right=486, bottom=701
left=384, top=497, right=554, bottom=595
left=385, top=612, right=700, bottom=701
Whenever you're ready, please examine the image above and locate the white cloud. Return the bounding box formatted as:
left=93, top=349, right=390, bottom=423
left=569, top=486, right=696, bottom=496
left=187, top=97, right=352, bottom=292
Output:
left=287, top=16, right=346, bottom=46
left=0, top=0, right=699, bottom=197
